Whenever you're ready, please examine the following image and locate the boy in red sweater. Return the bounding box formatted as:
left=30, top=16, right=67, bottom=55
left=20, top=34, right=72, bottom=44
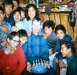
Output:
left=0, top=31, right=26, bottom=75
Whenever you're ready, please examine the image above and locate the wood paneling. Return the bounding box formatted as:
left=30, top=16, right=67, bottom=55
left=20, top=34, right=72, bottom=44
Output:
left=41, top=12, right=73, bottom=38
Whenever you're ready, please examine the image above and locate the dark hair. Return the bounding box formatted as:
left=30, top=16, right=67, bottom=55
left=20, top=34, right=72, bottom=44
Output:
left=17, top=7, right=24, bottom=12
left=43, top=20, right=55, bottom=30
left=0, top=6, right=4, bottom=13
left=61, top=41, right=76, bottom=53
left=25, top=4, right=40, bottom=21
left=12, top=0, right=20, bottom=5
left=55, top=24, right=66, bottom=34
left=12, top=7, right=21, bottom=16
left=2, top=0, right=14, bottom=9
left=7, top=31, right=19, bottom=40
left=18, top=29, right=27, bottom=38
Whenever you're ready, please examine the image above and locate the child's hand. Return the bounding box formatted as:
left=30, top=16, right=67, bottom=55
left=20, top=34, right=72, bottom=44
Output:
left=45, top=61, right=50, bottom=69
left=27, top=32, right=31, bottom=36
left=43, top=34, right=47, bottom=39
left=12, top=26, right=20, bottom=32
left=26, top=62, right=31, bottom=72
left=49, top=49, right=53, bottom=56
left=54, top=56, right=58, bottom=63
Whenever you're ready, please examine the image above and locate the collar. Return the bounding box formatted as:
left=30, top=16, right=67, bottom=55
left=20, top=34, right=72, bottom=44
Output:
left=31, top=32, right=39, bottom=37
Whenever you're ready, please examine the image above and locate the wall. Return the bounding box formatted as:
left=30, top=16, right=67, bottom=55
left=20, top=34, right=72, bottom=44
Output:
left=41, top=12, right=74, bottom=38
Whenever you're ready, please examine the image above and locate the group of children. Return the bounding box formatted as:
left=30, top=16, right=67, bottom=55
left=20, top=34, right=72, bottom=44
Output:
left=0, top=0, right=77, bottom=75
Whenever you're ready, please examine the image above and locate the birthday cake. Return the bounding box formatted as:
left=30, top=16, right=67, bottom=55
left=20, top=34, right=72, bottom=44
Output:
left=31, top=60, right=47, bottom=74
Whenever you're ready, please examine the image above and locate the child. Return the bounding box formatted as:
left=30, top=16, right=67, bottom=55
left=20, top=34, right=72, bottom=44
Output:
left=23, top=4, right=40, bottom=33
left=61, top=41, right=77, bottom=75
left=55, top=24, right=72, bottom=75
left=12, top=8, right=25, bottom=31
left=3, top=0, right=14, bottom=26
left=12, top=8, right=21, bottom=25
left=22, top=19, right=57, bottom=75
left=55, top=24, right=72, bottom=43
left=43, top=20, right=60, bottom=70
left=16, top=7, right=25, bottom=20
left=0, top=31, right=26, bottom=75
left=0, top=6, right=11, bottom=50
left=12, top=0, right=20, bottom=11
left=20, top=8, right=25, bottom=20
left=18, top=29, right=27, bottom=58
left=18, top=29, right=27, bottom=46
left=18, top=29, right=34, bottom=74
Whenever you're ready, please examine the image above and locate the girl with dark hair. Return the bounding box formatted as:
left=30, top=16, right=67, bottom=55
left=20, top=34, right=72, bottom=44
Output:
left=23, top=4, right=41, bottom=33
left=12, top=7, right=25, bottom=31
left=12, top=7, right=21, bottom=25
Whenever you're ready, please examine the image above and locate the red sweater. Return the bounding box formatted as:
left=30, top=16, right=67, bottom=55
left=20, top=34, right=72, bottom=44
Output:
left=0, top=46, right=26, bottom=75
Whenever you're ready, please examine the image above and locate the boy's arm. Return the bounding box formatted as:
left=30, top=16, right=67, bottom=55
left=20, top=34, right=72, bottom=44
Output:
left=59, top=60, right=67, bottom=68
left=53, top=38, right=60, bottom=53
left=22, top=42, right=27, bottom=59
left=42, top=39, right=49, bottom=61
left=0, top=26, right=8, bottom=33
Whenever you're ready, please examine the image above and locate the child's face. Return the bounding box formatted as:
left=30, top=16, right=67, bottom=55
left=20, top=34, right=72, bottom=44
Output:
left=0, top=10, right=4, bottom=23
left=32, top=20, right=41, bottom=34
left=56, top=30, right=65, bottom=40
left=5, top=5, right=13, bottom=15
left=20, top=37, right=27, bottom=45
left=21, top=11, right=25, bottom=19
left=61, top=44, right=70, bottom=57
left=13, top=11, right=21, bottom=23
left=8, top=36, right=19, bottom=48
left=44, top=27, right=52, bottom=37
left=13, top=1, right=19, bottom=10
left=28, top=7, right=36, bottom=20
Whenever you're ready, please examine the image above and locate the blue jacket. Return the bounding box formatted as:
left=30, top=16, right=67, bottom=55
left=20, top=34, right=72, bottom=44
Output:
left=60, top=34, right=72, bottom=43
left=22, top=33, right=49, bottom=64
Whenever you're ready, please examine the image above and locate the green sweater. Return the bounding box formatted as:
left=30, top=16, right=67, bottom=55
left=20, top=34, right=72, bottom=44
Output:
left=67, top=54, right=77, bottom=75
